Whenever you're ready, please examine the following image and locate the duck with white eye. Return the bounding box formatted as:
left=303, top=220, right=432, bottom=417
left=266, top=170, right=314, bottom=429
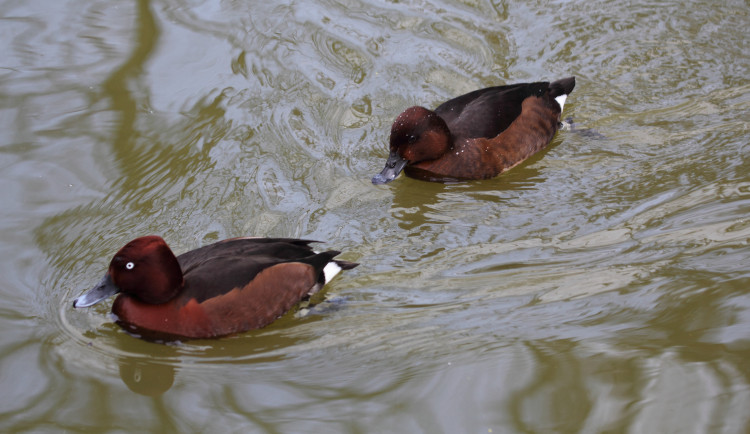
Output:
left=70, top=236, right=359, bottom=341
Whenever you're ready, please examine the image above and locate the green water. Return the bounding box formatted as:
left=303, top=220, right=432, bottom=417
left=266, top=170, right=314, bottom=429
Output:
left=1, top=0, right=749, bottom=432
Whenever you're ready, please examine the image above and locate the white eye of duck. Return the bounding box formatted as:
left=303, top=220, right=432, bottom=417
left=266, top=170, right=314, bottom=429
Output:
left=125, top=262, right=135, bottom=270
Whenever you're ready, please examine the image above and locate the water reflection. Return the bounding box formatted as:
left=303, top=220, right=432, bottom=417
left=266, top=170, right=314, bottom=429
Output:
left=387, top=161, right=548, bottom=230
left=61, top=299, right=335, bottom=397
left=102, top=0, right=159, bottom=155
left=3, top=0, right=750, bottom=431
left=118, top=358, right=176, bottom=397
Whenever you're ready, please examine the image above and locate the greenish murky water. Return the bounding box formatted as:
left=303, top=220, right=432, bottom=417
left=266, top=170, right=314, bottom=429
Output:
left=2, top=0, right=749, bottom=432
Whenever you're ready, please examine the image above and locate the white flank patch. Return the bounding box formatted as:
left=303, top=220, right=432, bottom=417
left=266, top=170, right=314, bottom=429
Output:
left=555, top=94, right=568, bottom=111
left=323, top=261, right=343, bottom=284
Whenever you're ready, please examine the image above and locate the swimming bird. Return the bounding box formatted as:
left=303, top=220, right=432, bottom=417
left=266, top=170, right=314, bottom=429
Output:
left=372, top=77, right=575, bottom=183
left=73, top=236, right=358, bottom=341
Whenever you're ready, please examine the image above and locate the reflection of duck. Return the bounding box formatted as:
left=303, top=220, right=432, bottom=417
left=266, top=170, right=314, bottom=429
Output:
left=73, top=236, right=358, bottom=341
left=386, top=162, right=548, bottom=232
left=560, top=116, right=607, bottom=139
left=373, top=77, right=575, bottom=183
left=119, top=358, right=175, bottom=396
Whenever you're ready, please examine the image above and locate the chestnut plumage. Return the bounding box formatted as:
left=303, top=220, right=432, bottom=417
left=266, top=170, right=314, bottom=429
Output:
left=73, top=236, right=358, bottom=341
left=372, top=77, right=575, bottom=183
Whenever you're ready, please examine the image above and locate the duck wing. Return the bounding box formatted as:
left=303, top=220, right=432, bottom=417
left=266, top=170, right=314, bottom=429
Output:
left=435, top=82, right=549, bottom=141
left=175, top=238, right=329, bottom=303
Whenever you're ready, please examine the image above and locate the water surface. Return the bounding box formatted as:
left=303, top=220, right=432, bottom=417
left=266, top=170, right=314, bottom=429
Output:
left=1, top=0, right=749, bottom=432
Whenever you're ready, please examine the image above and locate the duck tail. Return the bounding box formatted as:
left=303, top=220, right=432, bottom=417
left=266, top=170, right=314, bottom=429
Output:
left=550, top=77, right=575, bottom=97
left=549, top=76, right=575, bottom=111
left=309, top=250, right=358, bottom=285
left=334, top=259, right=359, bottom=270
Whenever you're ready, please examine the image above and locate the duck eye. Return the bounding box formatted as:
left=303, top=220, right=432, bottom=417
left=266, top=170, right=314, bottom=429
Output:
left=125, top=262, right=135, bottom=270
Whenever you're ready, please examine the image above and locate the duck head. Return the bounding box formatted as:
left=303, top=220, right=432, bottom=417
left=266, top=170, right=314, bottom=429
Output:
left=73, top=236, right=184, bottom=308
left=372, top=106, right=452, bottom=184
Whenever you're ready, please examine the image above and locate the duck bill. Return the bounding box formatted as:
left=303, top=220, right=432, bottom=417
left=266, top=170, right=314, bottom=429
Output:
left=372, top=151, right=408, bottom=184
left=73, top=273, right=120, bottom=308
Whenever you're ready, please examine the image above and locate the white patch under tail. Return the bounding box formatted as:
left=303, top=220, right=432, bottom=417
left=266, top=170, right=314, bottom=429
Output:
left=555, top=94, right=568, bottom=112
left=322, top=261, right=343, bottom=284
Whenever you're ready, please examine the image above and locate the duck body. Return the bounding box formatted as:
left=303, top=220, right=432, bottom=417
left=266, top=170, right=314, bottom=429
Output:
left=73, top=236, right=358, bottom=341
left=372, top=77, right=575, bottom=183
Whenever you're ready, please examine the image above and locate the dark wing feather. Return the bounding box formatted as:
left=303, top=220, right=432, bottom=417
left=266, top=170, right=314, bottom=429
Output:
left=175, top=238, right=328, bottom=303
left=433, top=83, right=522, bottom=122
left=435, top=82, right=549, bottom=141
left=176, top=238, right=317, bottom=272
